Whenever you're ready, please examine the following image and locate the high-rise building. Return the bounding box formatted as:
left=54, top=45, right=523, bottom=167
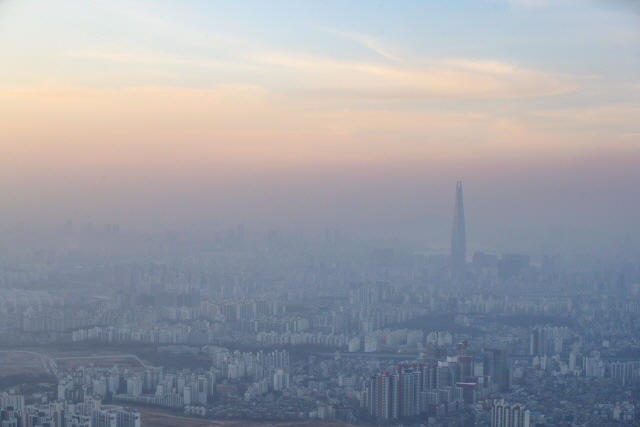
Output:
left=399, top=366, right=421, bottom=417
left=116, top=408, right=140, bottom=427
left=530, top=327, right=548, bottom=356
left=273, top=369, right=290, bottom=391
left=367, top=364, right=442, bottom=420
left=484, top=348, right=509, bottom=392
left=492, top=399, right=530, bottom=427
left=196, top=376, right=208, bottom=405
left=367, top=371, right=399, bottom=420
left=451, top=181, right=466, bottom=280
left=92, top=408, right=116, bottom=427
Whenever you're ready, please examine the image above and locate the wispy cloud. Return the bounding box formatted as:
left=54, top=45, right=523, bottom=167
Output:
left=36, top=3, right=579, bottom=102
left=531, top=103, right=640, bottom=128
left=485, top=0, right=556, bottom=8
left=317, top=27, right=403, bottom=62
left=64, top=48, right=262, bottom=72
left=102, top=3, right=258, bottom=53
left=246, top=52, right=575, bottom=100
left=61, top=39, right=575, bottom=102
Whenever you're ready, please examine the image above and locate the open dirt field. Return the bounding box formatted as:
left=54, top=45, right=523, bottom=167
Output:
left=0, top=352, right=47, bottom=376
left=53, top=354, right=144, bottom=370
left=137, top=407, right=353, bottom=427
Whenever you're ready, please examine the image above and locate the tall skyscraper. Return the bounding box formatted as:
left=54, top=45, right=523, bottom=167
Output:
left=451, top=181, right=466, bottom=280
left=529, top=327, right=548, bottom=357
left=484, top=348, right=510, bottom=392
left=366, top=371, right=398, bottom=420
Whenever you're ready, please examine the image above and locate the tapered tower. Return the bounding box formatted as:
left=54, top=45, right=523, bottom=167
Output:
left=451, top=181, right=466, bottom=280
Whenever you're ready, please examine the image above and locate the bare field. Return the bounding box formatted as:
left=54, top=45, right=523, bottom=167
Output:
left=48, top=350, right=138, bottom=358
left=53, top=353, right=144, bottom=370
left=0, top=352, right=47, bottom=376
left=136, top=407, right=353, bottom=427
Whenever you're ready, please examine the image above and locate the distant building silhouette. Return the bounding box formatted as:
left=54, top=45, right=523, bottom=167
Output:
left=451, top=181, right=466, bottom=280
left=484, top=348, right=509, bottom=392
left=498, top=254, right=530, bottom=280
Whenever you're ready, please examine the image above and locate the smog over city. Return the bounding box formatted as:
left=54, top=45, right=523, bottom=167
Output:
left=0, top=1, right=639, bottom=427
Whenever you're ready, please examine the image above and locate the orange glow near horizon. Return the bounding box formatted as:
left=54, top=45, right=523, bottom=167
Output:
left=0, top=0, right=638, bottom=244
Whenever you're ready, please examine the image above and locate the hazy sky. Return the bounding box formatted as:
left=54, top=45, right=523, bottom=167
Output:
left=1, top=0, right=639, bottom=255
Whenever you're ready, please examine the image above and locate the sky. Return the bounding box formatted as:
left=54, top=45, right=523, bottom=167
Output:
left=0, top=0, right=639, bottom=256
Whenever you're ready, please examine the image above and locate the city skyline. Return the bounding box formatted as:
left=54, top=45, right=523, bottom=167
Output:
left=1, top=2, right=640, bottom=424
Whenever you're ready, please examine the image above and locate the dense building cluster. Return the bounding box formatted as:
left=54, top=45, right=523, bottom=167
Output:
left=0, top=186, right=639, bottom=426
left=0, top=393, right=139, bottom=427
